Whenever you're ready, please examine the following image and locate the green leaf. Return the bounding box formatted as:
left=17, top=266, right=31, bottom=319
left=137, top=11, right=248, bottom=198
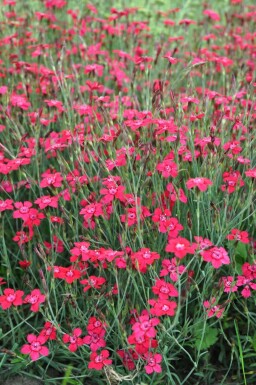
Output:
left=195, top=326, right=218, bottom=350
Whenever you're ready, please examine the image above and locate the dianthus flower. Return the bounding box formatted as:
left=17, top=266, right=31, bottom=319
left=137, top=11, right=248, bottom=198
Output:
left=21, top=334, right=49, bottom=361
left=201, top=246, right=230, bottom=268
left=0, top=288, right=24, bottom=310
left=63, top=328, right=83, bottom=352
left=24, top=289, right=46, bottom=312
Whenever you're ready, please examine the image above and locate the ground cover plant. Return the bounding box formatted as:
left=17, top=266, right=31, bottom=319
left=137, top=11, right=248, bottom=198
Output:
left=0, top=0, right=255, bottom=384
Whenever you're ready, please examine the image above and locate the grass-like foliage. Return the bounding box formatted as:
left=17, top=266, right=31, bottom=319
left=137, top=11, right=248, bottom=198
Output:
left=0, top=0, right=255, bottom=384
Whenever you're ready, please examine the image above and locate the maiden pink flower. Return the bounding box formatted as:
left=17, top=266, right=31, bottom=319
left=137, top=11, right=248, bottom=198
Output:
left=63, top=328, right=83, bottom=352
left=24, top=289, right=46, bottom=312
left=0, top=288, right=24, bottom=310
left=144, top=352, right=162, bottom=374
left=21, top=334, right=49, bottom=361
left=201, top=247, right=230, bottom=268
left=88, top=350, right=112, bottom=370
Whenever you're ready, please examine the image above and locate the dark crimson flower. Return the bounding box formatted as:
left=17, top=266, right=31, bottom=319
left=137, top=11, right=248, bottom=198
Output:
left=0, top=288, right=24, bottom=310
left=63, top=328, right=83, bottom=352
left=21, top=334, right=49, bottom=361
left=88, top=350, right=112, bottom=370
left=19, top=260, right=31, bottom=269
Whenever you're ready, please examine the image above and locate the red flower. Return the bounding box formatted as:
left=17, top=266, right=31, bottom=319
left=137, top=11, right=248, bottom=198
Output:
left=201, top=247, right=230, bottom=268
left=131, top=248, right=160, bottom=273
left=144, top=352, right=162, bottom=374
left=203, top=298, right=225, bottom=318
left=219, top=276, right=237, bottom=293
left=23, top=208, right=45, bottom=228
left=70, top=241, right=90, bottom=262
left=34, top=195, right=59, bottom=209
left=57, top=267, right=81, bottom=284
left=152, top=279, right=178, bottom=299
left=24, top=289, right=46, bottom=312
left=0, top=288, right=24, bottom=310
left=100, top=184, right=125, bottom=204
left=19, top=260, right=31, bottom=269
left=87, top=317, right=106, bottom=334
left=167, top=218, right=184, bottom=238
left=117, top=349, right=138, bottom=371
left=226, top=229, right=249, bottom=244
left=132, top=314, right=160, bottom=339
left=156, top=159, right=178, bottom=178
left=80, top=276, right=106, bottom=292
left=40, top=169, right=63, bottom=188
left=88, top=350, right=112, bottom=370
left=13, top=201, right=33, bottom=221
left=148, top=298, right=177, bottom=317
left=245, top=168, right=256, bottom=178
left=0, top=199, right=13, bottom=212
left=160, top=258, right=186, bottom=282
left=152, top=208, right=172, bottom=233
left=63, top=328, right=83, bottom=352
left=186, top=177, right=212, bottom=192
left=21, top=334, right=49, bottom=361
left=236, top=276, right=256, bottom=298
left=166, top=237, right=196, bottom=259
left=40, top=322, right=57, bottom=341
left=83, top=329, right=106, bottom=351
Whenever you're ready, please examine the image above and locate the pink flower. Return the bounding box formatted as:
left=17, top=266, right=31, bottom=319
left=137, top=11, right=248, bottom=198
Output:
left=0, top=288, right=24, bottom=310
left=83, top=329, right=106, bottom=351
left=63, top=328, right=83, bottom=352
left=186, top=177, right=213, bottom=192
left=13, top=201, right=33, bottom=221
left=88, top=350, right=112, bottom=370
left=132, top=314, right=160, bottom=339
left=148, top=298, right=177, bottom=317
left=203, top=298, right=225, bottom=318
left=144, top=353, right=162, bottom=374
left=21, top=334, right=49, bottom=361
left=219, top=276, right=237, bottom=293
left=160, top=258, right=186, bottom=282
left=201, top=247, right=230, bottom=268
left=226, top=229, right=249, bottom=244
left=24, top=289, right=46, bottom=312
left=152, top=279, right=178, bottom=299
left=166, top=237, right=196, bottom=259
